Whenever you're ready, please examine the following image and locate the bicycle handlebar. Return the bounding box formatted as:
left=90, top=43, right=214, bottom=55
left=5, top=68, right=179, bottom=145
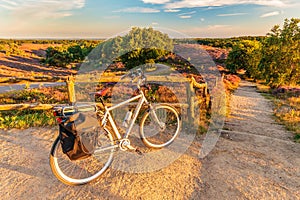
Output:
left=121, top=68, right=146, bottom=87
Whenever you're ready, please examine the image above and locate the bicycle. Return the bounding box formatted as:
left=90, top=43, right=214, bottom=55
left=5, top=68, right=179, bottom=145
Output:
left=49, top=69, right=181, bottom=185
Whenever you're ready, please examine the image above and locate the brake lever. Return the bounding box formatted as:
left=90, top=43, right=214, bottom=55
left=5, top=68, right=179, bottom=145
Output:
left=120, top=70, right=133, bottom=81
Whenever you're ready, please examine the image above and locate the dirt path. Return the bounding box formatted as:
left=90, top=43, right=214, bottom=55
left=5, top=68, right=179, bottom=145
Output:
left=0, top=127, right=203, bottom=199
left=200, top=81, right=300, bottom=199
left=0, top=80, right=299, bottom=199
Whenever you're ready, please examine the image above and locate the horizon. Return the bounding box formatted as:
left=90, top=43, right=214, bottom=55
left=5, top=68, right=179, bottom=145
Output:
left=0, top=0, right=299, bottom=38
left=0, top=35, right=266, bottom=40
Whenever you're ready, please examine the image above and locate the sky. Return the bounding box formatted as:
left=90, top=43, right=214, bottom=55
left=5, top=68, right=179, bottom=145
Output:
left=0, top=0, right=299, bottom=38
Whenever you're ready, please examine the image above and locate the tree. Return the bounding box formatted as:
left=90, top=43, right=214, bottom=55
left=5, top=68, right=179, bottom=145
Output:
left=226, top=40, right=262, bottom=79
left=91, top=27, right=174, bottom=69
left=259, top=18, right=300, bottom=86
left=43, top=41, right=97, bottom=68
left=43, top=46, right=72, bottom=68
left=226, top=18, right=300, bottom=87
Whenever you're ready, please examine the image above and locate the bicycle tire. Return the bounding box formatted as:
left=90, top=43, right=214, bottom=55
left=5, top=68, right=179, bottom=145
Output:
left=140, top=105, right=181, bottom=148
left=49, top=127, right=115, bottom=185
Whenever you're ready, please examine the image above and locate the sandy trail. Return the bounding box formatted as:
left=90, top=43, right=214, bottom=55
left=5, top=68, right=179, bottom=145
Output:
left=200, top=81, right=300, bottom=199
left=0, top=124, right=203, bottom=199
left=0, top=80, right=299, bottom=199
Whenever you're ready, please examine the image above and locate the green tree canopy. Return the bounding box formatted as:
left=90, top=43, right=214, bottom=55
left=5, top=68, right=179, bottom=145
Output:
left=259, top=18, right=300, bottom=86
left=226, top=18, right=300, bottom=87
left=89, top=27, right=174, bottom=69
left=226, top=40, right=262, bottom=78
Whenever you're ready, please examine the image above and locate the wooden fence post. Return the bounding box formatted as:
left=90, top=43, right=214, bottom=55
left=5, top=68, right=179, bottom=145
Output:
left=205, top=82, right=210, bottom=109
left=186, top=81, right=195, bottom=127
left=66, top=75, right=76, bottom=105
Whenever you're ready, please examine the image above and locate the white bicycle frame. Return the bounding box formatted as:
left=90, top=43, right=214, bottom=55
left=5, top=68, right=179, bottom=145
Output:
left=100, top=89, right=150, bottom=140
left=58, top=71, right=165, bottom=152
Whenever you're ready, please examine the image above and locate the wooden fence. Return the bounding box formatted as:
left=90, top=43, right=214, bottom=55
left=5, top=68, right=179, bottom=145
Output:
left=0, top=75, right=209, bottom=123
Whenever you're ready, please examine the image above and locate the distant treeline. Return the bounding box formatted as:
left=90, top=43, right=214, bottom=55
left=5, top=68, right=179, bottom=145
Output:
left=0, top=39, right=104, bottom=45
left=0, top=39, right=103, bottom=62
left=195, top=36, right=266, bottom=49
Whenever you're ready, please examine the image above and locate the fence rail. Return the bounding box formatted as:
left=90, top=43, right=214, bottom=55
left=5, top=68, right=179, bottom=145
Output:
left=0, top=76, right=66, bottom=84
left=0, top=75, right=209, bottom=124
left=0, top=103, right=54, bottom=111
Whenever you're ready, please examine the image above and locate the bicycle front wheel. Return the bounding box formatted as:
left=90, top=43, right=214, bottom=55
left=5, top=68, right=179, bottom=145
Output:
left=49, top=127, right=115, bottom=185
left=140, top=105, right=181, bottom=149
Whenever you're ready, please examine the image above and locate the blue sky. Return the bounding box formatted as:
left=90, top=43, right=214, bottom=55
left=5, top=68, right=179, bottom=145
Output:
left=0, top=0, right=299, bottom=38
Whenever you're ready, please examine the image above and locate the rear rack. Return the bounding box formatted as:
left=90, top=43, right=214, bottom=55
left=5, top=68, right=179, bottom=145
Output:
left=53, top=104, right=97, bottom=117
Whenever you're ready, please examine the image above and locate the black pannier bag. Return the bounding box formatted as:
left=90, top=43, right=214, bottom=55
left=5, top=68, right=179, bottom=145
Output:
left=59, top=112, right=100, bottom=161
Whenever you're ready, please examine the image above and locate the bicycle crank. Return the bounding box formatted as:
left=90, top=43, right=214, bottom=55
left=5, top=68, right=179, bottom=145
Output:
left=119, top=139, right=143, bottom=155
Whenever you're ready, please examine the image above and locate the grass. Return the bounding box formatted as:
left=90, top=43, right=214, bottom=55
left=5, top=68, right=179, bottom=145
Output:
left=0, top=86, right=68, bottom=129
left=274, top=96, right=300, bottom=142
left=257, top=84, right=300, bottom=142
left=256, top=83, right=271, bottom=93
left=0, top=86, right=68, bottom=104
left=0, top=110, right=56, bottom=129
left=223, top=74, right=241, bottom=117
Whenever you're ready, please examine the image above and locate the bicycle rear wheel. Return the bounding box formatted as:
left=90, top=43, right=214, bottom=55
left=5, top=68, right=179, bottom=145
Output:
left=49, top=127, right=115, bottom=185
left=140, top=105, right=181, bottom=148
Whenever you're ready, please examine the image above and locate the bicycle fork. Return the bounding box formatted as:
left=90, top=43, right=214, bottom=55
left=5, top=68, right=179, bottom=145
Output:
left=149, top=105, right=166, bottom=131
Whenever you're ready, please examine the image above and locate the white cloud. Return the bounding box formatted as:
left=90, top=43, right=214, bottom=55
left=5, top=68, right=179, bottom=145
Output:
left=204, top=6, right=224, bottom=10
left=217, top=13, right=248, bottom=17
left=142, top=0, right=170, bottom=4
left=178, top=11, right=196, bottom=19
left=180, top=15, right=192, bottom=19
left=200, top=18, right=205, bottom=21
left=151, top=22, right=159, bottom=25
left=114, top=7, right=160, bottom=13
left=0, top=0, right=85, bottom=18
left=164, top=9, right=181, bottom=12
left=165, top=0, right=288, bottom=9
left=260, top=11, right=280, bottom=17
left=178, top=11, right=196, bottom=16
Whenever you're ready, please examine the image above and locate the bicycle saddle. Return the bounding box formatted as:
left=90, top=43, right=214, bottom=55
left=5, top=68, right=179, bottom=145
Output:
left=94, top=88, right=110, bottom=97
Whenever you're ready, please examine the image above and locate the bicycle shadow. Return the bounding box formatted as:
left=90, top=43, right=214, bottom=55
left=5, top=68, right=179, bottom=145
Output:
left=99, top=131, right=204, bottom=199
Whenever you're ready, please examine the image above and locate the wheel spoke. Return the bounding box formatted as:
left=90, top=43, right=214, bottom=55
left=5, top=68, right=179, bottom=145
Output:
left=140, top=105, right=181, bottom=148
left=50, top=128, right=115, bottom=185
